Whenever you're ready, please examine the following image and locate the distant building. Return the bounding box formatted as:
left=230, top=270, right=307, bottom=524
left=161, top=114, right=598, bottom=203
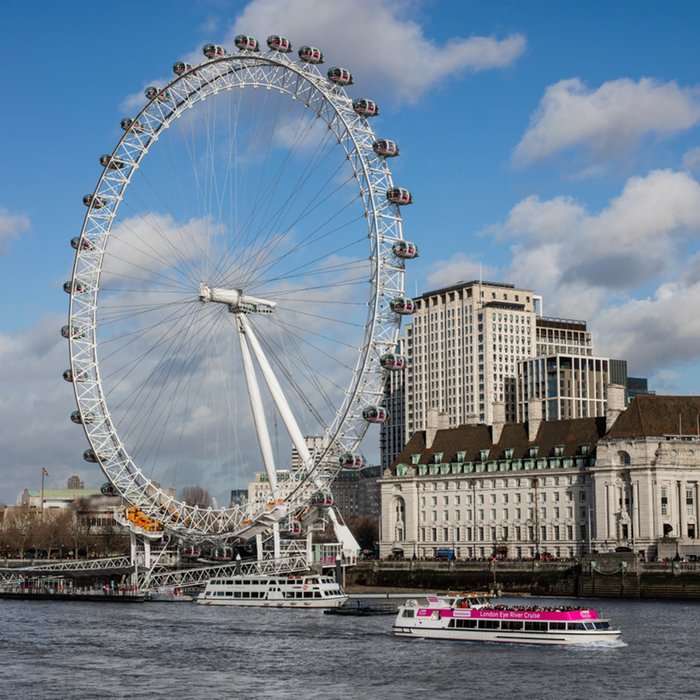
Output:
left=67, top=475, right=85, bottom=490
left=517, top=354, right=616, bottom=421
left=331, top=465, right=382, bottom=521
left=628, top=376, right=654, bottom=400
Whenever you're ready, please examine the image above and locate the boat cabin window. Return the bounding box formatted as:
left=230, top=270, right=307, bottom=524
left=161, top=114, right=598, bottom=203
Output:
left=549, top=622, right=566, bottom=630
left=401, top=609, right=415, bottom=619
left=594, top=621, right=609, bottom=630
left=523, top=621, right=548, bottom=632
left=477, top=620, right=499, bottom=629
left=567, top=622, right=585, bottom=630
left=501, top=620, right=523, bottom=631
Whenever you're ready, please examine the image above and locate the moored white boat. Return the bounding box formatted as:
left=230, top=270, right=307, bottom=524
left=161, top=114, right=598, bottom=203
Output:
left=197, top=574, right=347, bottom=608
left=393, top=593, right=621, bottom=646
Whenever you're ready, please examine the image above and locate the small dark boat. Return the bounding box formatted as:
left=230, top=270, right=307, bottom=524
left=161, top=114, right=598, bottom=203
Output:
left=324, top=600, right=398, bottom=616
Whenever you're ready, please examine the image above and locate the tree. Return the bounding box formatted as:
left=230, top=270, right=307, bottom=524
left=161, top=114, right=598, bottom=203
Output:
left=180, top=485, right=213, bottom=508
left=347, top=516, right=379, bottom=552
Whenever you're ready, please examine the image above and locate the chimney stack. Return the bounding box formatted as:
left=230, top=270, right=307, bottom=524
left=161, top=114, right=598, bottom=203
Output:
left=426, top=407, right=450, bottom=449
left=528, top=399, right=543, bottom=442
left=606, top=384, right=626, bottom=432
left=492, top=401, right=506, bottom=444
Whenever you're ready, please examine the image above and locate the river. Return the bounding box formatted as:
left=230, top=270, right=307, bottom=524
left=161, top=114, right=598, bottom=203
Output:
left=0, top=596, right=697, bottom=699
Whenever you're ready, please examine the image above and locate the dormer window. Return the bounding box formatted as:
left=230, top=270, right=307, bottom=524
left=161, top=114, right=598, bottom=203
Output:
left=479, top=449, right=490, bottom=462
left=504, top=448, right=514, bottom=460
left=456, top=451, right=466, bottom=462
left=433, top=452, right=443, bottom=464
left=411, top=453, right=420, bottom=465
left=528, top=446, right=539, bottom=458
left=580, top=443, right=590, bottom=455
left=554, top=445, right=564, bottom=457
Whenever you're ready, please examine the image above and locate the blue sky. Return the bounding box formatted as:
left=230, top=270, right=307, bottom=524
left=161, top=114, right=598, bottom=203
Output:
left=2, top=0, right=700, bottom=503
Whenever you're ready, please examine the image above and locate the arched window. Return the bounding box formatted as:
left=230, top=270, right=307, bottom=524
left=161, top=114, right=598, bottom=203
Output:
left=394, top=496, right=406, bottom=542
left=617, top=451, right=631, bottom=466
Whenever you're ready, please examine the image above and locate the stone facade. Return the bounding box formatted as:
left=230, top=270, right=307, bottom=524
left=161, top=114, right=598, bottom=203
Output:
left=380, top=389, right=700, bottom=561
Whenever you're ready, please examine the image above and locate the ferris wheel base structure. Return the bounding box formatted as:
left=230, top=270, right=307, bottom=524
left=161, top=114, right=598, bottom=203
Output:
left=64, top=33, right=419, bottom=554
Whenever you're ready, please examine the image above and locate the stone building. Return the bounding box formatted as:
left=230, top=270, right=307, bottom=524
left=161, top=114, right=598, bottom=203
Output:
left=380, top=388, right=700, bottom=561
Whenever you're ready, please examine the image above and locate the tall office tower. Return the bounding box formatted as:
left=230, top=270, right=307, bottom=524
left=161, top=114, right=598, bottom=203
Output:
left=401, top=280, right=540, bottom=444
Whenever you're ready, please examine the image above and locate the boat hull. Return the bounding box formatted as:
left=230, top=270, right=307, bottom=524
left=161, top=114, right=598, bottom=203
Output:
left=392, top=625, right=621, bottom=645
left=197, top=596, right=347, bottom=609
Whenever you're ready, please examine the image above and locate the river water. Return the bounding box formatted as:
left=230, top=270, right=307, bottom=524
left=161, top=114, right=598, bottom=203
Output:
left=0, top=596, right=697, bottom=699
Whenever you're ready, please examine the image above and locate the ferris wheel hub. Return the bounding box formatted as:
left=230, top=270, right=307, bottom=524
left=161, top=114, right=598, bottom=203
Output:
left=198, top=283, right=277, bottom=314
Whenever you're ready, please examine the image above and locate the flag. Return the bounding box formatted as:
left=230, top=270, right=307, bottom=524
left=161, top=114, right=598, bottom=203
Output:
left=41, top=467, right=49, bottom=477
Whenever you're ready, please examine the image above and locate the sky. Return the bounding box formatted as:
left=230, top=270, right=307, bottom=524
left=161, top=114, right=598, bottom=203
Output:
left=2, top=0, right=700, bottom=504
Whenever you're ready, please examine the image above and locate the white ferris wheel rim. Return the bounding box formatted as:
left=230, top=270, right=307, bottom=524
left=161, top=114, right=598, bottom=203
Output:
left=67, top=43, right=407, bottom=540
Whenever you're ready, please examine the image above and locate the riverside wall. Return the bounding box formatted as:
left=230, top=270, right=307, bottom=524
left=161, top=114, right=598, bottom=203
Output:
left=345, top=554, right=700, bottom=600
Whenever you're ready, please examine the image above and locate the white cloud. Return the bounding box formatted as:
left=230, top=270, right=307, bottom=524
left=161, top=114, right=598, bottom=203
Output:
left=514, top=77, right=700, bottom=166
left=231, top=0, right=525, bottom=103
left=425, top=252, right=497, bottom=289
left=682, top=146, right=700, bottom=173
left=484, top=169, right=700, bottom=376
left=0, top=206, right=30, bottom=254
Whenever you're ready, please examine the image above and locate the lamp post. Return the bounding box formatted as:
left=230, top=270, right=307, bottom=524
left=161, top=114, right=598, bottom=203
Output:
left=40, top=467, right=48, bottom=519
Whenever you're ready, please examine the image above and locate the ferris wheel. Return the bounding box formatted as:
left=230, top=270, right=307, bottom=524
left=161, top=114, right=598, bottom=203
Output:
left=63, top=34, right=419, bottom=543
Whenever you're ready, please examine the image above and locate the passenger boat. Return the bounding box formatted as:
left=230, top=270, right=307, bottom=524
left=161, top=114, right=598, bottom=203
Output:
left=196, top=574, right=347, bottom=608
left=393, top=593, right=621, bottom=645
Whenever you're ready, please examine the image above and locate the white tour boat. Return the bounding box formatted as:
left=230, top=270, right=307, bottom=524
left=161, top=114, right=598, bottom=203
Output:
left=197, top=574, right=347, bottom=608
left=393, top=593, right=621, bottom=646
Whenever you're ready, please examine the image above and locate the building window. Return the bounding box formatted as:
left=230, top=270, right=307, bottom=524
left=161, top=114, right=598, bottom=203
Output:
left=661, top=487, right=668, bottom=516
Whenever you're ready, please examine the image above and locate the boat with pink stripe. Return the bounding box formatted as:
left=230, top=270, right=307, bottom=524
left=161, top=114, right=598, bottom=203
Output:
left=393, top=593, right=621, bottom=645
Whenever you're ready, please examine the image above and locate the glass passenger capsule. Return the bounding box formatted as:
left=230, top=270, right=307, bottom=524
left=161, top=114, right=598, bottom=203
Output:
left=145, top=86, right=170, bottom=102
left=373, top=139, right=399, bottom=157
left=267, top=35, right=292, bottom=52
left=63, top=279, right=87, bottom=295
left=120, top=117, right=144, bottom=133
left=211, top=546, right=233, bottom=561
left=362, top=405, right=389, bottom=424
left=173, top=61, right=193, bottom=76
left=386, top=187, right=413, bottom=205
left=70, top=410, right=94, bottom=425
left=390, top=296, right=416, bottom=315
left=380, top=352, right=406, bottom=370
left=287, top=520, right=302, bottom=536
left=70, top=236, right=93, bottom=251
left=203, top=44, right=227, bottom=59
left=311, top=492, right=334, bottom=507
left=392, top=239, right=419, bottom=259
left=60, top=325, right=84, bottom=340
left=63, top=368, right=86, bottom=383
left=340, top=452, right=366, bottom=469
left=352, top=98, right=379, bottom=117
left=327, top=67, right=353, bottom=86
left=83, top=448, right=99, bottom=463
left=101, top=482, right=118, bottom=497
left=181, top=545, right=201, bottom=558
left=298, top=46, right=323, bottom=64
left=234, top=34, right=260, bottom=51
left=99, top=154, right=125, bottom=170
left=83, top=194, right=107, bottom=209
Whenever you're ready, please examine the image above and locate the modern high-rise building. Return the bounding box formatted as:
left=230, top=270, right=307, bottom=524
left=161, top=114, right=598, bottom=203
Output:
left=517, top=355, right=616, bottom=421
left=381, top=280, right=541, bottom=469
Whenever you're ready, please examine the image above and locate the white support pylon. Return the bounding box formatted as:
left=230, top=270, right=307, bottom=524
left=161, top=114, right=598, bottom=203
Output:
left=236, top=315, right=278, bottom=498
